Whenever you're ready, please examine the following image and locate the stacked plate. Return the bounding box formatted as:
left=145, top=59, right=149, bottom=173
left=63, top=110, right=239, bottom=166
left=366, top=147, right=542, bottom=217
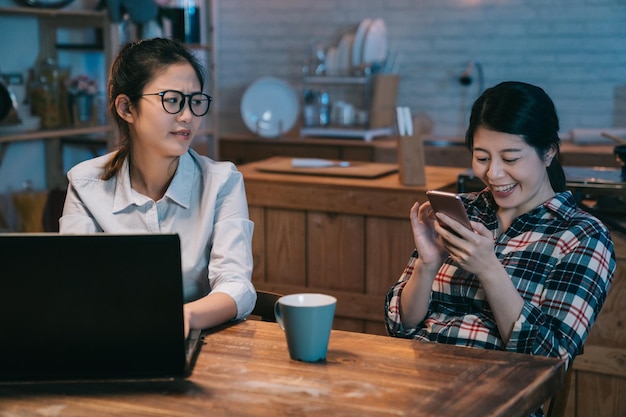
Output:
left=326, top=47, right=339, bottom=76
left=360, top=18, right=389, bottom=66
left=325, top=18, right=389, bottom=76
left=336, top=33, right=354, bottom=74
left=351, top=18, right=372, bottom=69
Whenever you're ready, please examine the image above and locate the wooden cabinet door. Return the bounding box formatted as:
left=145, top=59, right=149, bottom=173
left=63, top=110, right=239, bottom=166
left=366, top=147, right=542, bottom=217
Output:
left=365, top=217, right=414, bottom=295
left=574, top=261, right=626, bottom=417
left=307, top=212, right=365, bottom=292
left=264, top=208, right=307, bottom=286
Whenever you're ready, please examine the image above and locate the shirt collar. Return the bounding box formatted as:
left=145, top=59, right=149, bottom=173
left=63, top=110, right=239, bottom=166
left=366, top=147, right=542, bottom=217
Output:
left=542, top=191, right=578, bottom=220
left=112, top=152, right=194, bottom=213
left=473, top=188, right=577, bottom=221
left=463, top=188, right=578, bottom=224
left=164, top=152, right=194, bottom=209
left=112, top=158, right=134, bottom=213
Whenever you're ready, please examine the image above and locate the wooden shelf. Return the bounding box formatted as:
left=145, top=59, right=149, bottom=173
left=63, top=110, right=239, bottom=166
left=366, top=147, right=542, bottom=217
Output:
left=56, top=43, right=105, bottom=50
left=0, top=6, right=107, bottom=19
left=300, top=126, right=393, bottom=142
left=0, top=125, right=112, bottom=144
left=303, top=75, right=370, bottom=85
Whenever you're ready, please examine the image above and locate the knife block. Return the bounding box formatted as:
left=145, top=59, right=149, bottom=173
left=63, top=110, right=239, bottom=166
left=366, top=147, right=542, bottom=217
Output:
left=397, top=133, right=426, bottom=186
left=370, top=74, right=399, bottom=129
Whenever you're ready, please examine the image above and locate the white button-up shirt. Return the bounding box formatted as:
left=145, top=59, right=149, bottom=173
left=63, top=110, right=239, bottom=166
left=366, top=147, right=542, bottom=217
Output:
left=59, top=149, right=256, bottom=319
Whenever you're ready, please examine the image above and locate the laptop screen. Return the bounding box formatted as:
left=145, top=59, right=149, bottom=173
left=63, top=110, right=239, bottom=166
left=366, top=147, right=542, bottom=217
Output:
left=0, top=233, right=190, bottom=382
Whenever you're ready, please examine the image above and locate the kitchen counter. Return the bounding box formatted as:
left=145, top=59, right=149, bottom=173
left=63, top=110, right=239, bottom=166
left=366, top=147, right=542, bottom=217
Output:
left=219, top=133, right=621, bottom=168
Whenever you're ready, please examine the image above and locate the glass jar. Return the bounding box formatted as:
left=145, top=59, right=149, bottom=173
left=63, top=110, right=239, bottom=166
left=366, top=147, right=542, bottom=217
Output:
left=29, top=59, right=69, bottom=128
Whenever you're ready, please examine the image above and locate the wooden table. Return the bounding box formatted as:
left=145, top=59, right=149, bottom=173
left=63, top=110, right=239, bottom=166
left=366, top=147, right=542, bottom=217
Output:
left=0, top=320, right=566, bottom=417
left=239, top=157, right=466, bottom=334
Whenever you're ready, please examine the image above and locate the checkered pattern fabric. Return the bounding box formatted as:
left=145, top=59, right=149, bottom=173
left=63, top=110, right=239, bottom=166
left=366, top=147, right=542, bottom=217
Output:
left=385, top=190, right=615, bottom=367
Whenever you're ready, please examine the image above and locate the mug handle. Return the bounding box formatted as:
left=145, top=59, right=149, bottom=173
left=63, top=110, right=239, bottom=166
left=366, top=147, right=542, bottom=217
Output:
left=274, top=301, right=285, bottom=331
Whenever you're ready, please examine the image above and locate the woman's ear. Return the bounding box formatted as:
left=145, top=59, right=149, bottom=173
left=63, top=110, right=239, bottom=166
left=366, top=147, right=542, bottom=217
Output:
left=115, top=95, right=135, bottom=123
left=544, top=145, right=557, bottom=166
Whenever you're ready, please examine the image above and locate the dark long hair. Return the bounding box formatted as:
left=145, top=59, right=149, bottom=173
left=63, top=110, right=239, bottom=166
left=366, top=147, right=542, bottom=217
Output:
left=465, top=81, right=566, bottom=192
left=102, top=38, right=206, bottom=180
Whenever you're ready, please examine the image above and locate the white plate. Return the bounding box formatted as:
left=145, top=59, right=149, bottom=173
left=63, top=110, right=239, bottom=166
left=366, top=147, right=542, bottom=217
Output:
left=240, top=77, right=299, bottom=138
left=337, top=33, right=354, bottom=74
left=362, top=18, right=389, bottom=65
left=352, top=18, right=372, bottom=68
left=325, top=46, right=339, bottom=76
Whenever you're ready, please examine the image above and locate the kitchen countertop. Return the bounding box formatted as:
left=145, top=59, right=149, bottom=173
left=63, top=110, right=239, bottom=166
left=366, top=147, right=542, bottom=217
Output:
left=219, top=133, right=621, bottom=168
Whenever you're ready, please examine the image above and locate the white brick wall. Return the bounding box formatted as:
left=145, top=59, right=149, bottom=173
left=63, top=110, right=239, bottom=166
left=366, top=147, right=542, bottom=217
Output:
left=216, top=0, right=626, bottom=140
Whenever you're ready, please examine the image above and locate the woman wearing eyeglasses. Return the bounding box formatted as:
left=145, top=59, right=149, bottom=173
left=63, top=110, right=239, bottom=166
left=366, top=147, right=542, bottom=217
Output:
left=60, top=38, right=255, bottom=335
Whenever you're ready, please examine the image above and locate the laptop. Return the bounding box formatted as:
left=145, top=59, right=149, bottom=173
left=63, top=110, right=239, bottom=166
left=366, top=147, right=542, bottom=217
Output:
left=0, top=233, right=202, bottom=383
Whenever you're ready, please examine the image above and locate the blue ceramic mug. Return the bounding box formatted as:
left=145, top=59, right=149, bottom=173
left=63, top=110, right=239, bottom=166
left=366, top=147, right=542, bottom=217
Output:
left=274, top=293, right=337, bottom=362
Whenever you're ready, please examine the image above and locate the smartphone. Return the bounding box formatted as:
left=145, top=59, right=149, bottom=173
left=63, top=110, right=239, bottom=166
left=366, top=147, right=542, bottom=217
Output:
left=426, top=190, right=473, bottom=231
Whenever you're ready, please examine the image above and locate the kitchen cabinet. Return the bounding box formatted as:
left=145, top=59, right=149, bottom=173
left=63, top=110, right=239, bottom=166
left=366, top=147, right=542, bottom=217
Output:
left=567, top=231, right=626, bottom=417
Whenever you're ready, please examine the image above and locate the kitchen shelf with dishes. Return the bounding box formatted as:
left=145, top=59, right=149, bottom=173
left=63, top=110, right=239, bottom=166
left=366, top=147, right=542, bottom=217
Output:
left=299, top=17, right=397, bottom=142
left=300, top=74, right=398, bottom=142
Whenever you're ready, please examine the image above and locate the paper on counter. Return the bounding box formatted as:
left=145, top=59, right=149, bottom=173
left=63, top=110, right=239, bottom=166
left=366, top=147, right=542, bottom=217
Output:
left=291, top=158, right=350, bottom=168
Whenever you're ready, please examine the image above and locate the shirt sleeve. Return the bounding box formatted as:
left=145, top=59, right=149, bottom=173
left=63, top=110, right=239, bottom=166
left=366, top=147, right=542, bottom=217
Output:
left=385, top=250, right=422, bottom=338
left=59, top=182, right=102, bottom=234
left=506, top=228, right=615, bottom=367
left=206, top=170, right=256, bottom=320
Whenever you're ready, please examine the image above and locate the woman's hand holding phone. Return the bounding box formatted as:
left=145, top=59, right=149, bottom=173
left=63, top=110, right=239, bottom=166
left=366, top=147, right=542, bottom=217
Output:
left=426, top=190, right=473, bottom=232
left=410, top=201, right=448, bottom=267
left=425, top=190, right=500, bottom=276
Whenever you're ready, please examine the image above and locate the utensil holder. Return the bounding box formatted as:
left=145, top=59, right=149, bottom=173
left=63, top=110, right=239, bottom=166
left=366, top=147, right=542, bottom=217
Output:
left=397, top=133, right=426, bottom=186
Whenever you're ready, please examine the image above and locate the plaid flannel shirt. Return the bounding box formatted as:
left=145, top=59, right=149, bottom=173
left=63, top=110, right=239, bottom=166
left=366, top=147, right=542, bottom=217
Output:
left=385, top=190, right=615, bottom=368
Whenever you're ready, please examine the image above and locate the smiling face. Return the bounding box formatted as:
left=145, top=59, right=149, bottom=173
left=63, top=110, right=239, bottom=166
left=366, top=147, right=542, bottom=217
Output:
left=120, top=62, right=203, bottom=159
left=472, top=126, right=557, bottom=223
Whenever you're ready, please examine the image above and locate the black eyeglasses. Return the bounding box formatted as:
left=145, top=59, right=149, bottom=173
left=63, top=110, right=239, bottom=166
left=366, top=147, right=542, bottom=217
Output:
left=140, top=90, right=212, bottom=117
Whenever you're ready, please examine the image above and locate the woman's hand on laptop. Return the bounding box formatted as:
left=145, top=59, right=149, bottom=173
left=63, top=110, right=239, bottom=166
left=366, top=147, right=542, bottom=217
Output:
left=184, top=293, right=237, bottom=332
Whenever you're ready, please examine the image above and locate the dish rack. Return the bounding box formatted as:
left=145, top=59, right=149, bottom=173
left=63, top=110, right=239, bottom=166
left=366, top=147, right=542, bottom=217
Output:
left=300, top=74, right=398, bottom=142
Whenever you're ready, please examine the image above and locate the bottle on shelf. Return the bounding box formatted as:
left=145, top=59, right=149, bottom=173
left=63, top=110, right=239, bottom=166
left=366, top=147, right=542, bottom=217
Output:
left=318, top=90, right=330, bottom=127
left=302, top=89, right=318, bottom=127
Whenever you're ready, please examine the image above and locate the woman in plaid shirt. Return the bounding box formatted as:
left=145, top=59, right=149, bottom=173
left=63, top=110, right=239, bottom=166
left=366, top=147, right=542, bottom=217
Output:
left=385, top=82, right=616, bottom=381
